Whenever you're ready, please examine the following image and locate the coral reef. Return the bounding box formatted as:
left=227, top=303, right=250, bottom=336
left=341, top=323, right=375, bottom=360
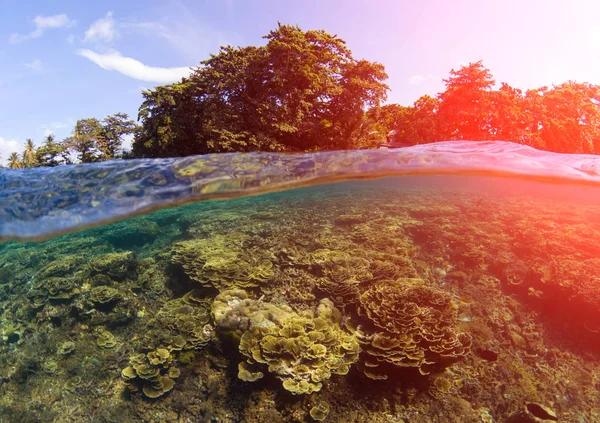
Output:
left=1, top=178, right=600, bottom=422
left=351, top=279, right=472, bottom=379
left=151, top=296, right=214, bottom=350
left=122, top=349, right=179, bottom=398
left=214, top=289, right=359, bottom=394
left=89, top=251, right=136, bottom=280
left=171, top=235, right=275, bottom=290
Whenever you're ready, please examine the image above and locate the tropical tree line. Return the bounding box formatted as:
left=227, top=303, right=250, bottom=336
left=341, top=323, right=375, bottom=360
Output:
left=372, top=60, right=600, bottom=154
left=4, top=25, right=600, bottom=169
left=2, top=113, right=136, bottom=168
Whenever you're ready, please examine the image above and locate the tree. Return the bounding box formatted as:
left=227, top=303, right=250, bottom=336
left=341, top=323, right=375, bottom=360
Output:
left=132, top=24, right=389, bottom=157
left=99, top=113, right=137, bottom=160
left=437, top=60, right=496, bottom=140
left=63, top=113, right=136, bottom=163
left=35, top=134, right=70, bottom=167
left=530, top=82, right=600, bottom=153
left=7, top=152, right=22, bottom=169
left=22, top=138, right=37, bottom=167
left=388, top=95, right=442, bottom=145
left=64, top=118, right=104, bottom=163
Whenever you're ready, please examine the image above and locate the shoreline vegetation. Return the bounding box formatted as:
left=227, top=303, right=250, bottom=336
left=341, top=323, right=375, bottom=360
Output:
left=3, top=23, right=600, bottom=169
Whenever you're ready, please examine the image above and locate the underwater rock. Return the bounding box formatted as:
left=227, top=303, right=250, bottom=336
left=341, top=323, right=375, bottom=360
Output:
left=508, top=403, right=558, bottom=422
left=353, top=279, right=472, bottom=379
left=214, top=289, right=359, bottom=395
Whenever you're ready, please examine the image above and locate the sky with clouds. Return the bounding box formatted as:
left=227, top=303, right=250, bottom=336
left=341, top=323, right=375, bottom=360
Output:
left=2, top=0, right=600, bottom=162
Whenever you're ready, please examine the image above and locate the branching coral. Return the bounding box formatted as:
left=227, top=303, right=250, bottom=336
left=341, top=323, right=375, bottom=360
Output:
left=213, top=289, right=359, bottom=394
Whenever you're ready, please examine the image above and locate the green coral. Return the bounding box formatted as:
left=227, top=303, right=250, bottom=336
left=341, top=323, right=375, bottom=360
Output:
left=89, top=251, right=136, bottom=280
left=171, top=235, right=275, bottom=290
left=214, top=289, right=359, bottom=395
left=96, top=328, right=117, bottom=349
left=57, top=341, right=76, bottom=356
left=146, top=295, right=214, bottom=350
left=309, top=402, right=330, bottom=421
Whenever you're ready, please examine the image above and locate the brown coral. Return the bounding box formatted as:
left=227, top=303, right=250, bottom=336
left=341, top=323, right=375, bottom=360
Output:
left=149, top=297, right=214, bottom=350
left=171, top=235, right=275, bottom=290
left=353, top=279, right=472, bottom=379
left=121, top=349, right=178, bottom=398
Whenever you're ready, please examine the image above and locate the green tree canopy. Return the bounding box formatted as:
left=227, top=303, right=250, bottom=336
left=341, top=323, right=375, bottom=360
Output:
left=22, top=139, right=37, bottom=168
left=382, top=61, right=600, bottom=154
left=35, top=134, right=70, bottom=167
left=132, top=24, right=388, bottom=157
left=7, top=152, right=22, bottom=169
left=63, top=113, right=136, bottom=163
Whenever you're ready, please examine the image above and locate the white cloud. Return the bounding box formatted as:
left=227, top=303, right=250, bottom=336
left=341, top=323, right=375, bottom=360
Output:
left=77, top=48, right=192, bottom=83
left=409, top=75, right=426, bottom=85
left=409, top=74, right=440, bottom=86
left=0, top=137, right=22, bottom=165
left=66, top=34, right=75, bottom=44
left=9, top=14, right=74, bottom=43
left=23, top=59, right=43, bottom=73
left=84, top=12, right=118, bottom=43
left=41, top=121, right=72, bottom=139
left=122, top=18, right=241, bottom=62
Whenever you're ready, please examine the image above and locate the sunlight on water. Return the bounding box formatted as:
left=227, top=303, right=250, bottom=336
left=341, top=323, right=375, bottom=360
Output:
left=2, top=140, right=600, bottom=241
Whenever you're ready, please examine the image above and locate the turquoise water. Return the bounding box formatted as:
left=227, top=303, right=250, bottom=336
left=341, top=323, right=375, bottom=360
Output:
left=1, top=143, right=600, bottom=422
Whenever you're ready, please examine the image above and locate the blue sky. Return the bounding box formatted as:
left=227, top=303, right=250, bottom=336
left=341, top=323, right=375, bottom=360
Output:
left=2, top=0, right=600, bottom=163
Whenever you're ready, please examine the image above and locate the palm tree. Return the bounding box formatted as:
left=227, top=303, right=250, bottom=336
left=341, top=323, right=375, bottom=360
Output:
left=8, top=152, right=22, bottom=169
left=22, top=138, right=37, bottom=167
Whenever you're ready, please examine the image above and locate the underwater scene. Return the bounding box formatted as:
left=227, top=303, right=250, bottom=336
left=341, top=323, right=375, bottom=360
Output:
left=1, top=143, right=600, bottom=423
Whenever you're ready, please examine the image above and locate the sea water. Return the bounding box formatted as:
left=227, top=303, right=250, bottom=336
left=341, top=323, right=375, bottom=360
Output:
left=0, top=142, right=599, bottom=422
